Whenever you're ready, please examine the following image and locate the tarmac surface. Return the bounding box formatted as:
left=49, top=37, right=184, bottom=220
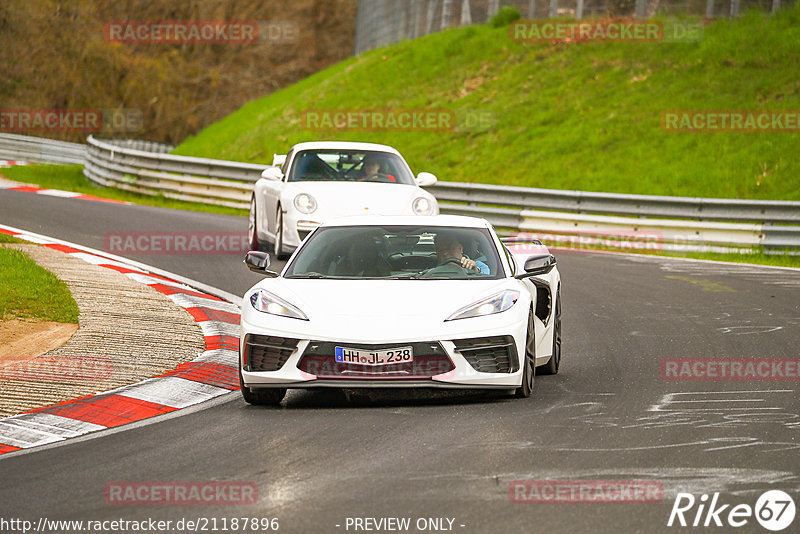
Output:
left=1, top=187, right=798, bottom=534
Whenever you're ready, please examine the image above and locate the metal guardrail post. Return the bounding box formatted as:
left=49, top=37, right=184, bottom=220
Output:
left=635, top=0, right=648, bottom=18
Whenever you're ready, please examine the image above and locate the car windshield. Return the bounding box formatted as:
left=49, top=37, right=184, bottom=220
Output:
left=285, top=225, right=504, bottom=280
left=287, top=149, right=416, bottom=185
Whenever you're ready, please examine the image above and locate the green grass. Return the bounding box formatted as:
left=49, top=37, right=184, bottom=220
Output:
left=0, top=246, right=80, bottom=323
left=174, top=6, right=800, bottom=200
left=662, top=250, right=800, bottom=268
left=0, top=165, right=246, bottom=216
left=0, top=233, right=25, bottom=244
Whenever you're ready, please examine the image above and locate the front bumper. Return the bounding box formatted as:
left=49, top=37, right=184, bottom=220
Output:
left=240, top=315, right=528, bottom=390
left=281, top=212, right=320, bottom=250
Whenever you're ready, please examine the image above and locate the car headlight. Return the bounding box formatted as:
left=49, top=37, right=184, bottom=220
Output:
left=294, top=193, right=317, bottom=214
left=250, top=289, right=308, bottom=320
left=412, top=196, right=434, bottom=215
left=446, top=290, right=520, bottom=321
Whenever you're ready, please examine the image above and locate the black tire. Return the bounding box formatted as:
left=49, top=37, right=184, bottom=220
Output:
left=248, top=197, right=263, bottom=251
left=515, top=310, right=536, bottom=398
left=539, top=289, right=561, bottom=375
left=273, top=208, right=290, bottom=261
left=239, top=370, right=286, bottom=406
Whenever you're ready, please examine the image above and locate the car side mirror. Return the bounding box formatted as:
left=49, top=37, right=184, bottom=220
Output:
left=244, top=251, right=279, bottom=277
left=415, top=172, right=437, bottom=187
left=515, top=254, right=556, bottom=279
left=261, top=167, right=283, bottom=181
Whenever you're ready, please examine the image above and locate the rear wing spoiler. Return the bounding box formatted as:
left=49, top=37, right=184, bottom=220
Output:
left=272, top=154, right=286, bottom=167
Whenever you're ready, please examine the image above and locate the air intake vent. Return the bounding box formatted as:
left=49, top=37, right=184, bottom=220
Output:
left=452, top=336, right=518, bottom=373
left=243, top=334, right=299, bottom=372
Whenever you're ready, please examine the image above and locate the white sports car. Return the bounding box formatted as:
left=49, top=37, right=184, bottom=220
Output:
left=239, top=215, right=562, bottom=405
left=248, top=141, right=439, bottom=260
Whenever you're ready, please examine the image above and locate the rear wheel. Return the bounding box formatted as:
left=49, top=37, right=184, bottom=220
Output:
left=248, top=197, right=263, bottom=251
left=239, top=370, right=286, bottom=406
left=515, top=310, right=536, bottom=398
left=273, top=208, right=290, bottom=260
left=539, top=290, right=561, bottom=375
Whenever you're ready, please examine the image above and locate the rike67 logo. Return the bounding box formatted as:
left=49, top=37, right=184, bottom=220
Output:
left=668, top=490, right=796, bottom=531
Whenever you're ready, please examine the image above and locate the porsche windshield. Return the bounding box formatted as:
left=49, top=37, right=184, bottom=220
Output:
left=285, top=225, right=504, bottom=280
left=287, top=150, right=416, bottom=185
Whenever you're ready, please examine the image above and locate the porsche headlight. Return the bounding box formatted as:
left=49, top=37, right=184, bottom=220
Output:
left=446, top=290, right=520, bottom=321
left=250, top=289, right=308, bottom=320
left=294, top=193, right=317, bottom=214
left=412, top=196, right=434, bottom=215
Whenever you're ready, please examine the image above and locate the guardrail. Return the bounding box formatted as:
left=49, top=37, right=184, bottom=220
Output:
left=2, top=134, right=798, bottom=253
left=0, top=133, right=86, bottom=165
left=84, top=136, right=262, bottom=210
left=426, top=182, right=800, bottom=253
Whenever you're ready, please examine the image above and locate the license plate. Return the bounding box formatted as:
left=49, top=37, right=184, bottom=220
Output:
left=334, top=346, right=414, bottom=366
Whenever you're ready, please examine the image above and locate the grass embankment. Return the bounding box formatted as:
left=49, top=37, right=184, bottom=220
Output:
left=0, top=240, right=79, bottom=323
left=0, top=165, right=245, bottom=216
left=174, top=6, right=800, bottom=201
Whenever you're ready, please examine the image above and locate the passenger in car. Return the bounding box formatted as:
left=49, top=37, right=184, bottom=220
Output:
left=346, top=238, right=393, bottom=277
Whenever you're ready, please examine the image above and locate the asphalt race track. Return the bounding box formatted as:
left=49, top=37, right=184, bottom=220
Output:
left=2, top=188, right=798, bottom=533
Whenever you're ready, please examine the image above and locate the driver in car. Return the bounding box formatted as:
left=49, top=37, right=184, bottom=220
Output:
left=434, top=234, right=489, bottom=274
left=356, top=154, right=396, bottom=182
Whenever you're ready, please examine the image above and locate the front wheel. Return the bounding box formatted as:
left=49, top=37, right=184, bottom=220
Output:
left=539, top=290, right=561, bottom=375
left=515, top=310, right=536, bottom=398
left=239, top=370, right=286, bottom=406
left=248, top=197, right=263, bottom=251
left=273, top=208, right=290, bottom=261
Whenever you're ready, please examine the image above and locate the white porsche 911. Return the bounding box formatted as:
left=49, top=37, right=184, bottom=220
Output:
left=239, top=215, right=562, bottom=405
left=248, top=141, right=439, bottom=260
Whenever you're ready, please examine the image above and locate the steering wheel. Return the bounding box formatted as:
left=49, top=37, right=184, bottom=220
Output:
left=360, top=172, right=390, bottom=182
left=440, top=257, right=463, bottom=267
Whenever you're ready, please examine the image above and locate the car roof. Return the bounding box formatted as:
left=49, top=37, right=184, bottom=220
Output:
left=318, top=215, right=492, bottom=229
left=289, top=141, right=401, bottom=156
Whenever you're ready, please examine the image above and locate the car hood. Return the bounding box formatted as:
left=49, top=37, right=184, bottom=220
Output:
left=283, top=182, right=436, bottom=216
left=256, top=278, right=512, bottom=323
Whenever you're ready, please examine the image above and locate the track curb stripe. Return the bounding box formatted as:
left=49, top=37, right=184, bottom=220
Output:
left=0, top=444, right=22, bottom=454
left=184, top=306, right=241, bottom=325
left=163, top=362, right=240, bottom=389
left=37, top=395, right=177, bottom=428
left=149, top=283, right=224, bottom=300
left=0, top=225, right=242, bottom=457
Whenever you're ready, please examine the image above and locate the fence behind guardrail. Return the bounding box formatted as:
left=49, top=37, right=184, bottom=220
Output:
left=354, top=0, right=798, bottom=54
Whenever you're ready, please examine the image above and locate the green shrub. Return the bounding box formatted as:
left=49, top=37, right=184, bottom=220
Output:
left=488, top=5, right=521, bottom=27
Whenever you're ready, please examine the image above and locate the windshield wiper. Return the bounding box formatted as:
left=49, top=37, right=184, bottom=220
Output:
left=289, top=273, right=328, bottom=279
